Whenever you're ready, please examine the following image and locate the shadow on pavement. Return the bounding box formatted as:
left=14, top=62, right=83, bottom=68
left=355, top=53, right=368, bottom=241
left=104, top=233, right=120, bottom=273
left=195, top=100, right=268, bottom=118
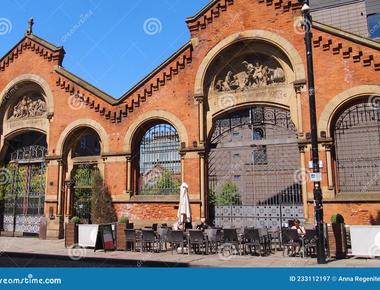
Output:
left=0, top=252, right=191, bottom=268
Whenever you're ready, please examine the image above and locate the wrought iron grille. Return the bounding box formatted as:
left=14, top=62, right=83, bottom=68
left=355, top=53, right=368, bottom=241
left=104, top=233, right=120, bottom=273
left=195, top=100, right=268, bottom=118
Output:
left=10, top=145, right=47, bottom=163
left=334, top=99, right=380, bottom=193
left=139, top=124, right=181, bottom=195
left=2, top=145, right=46, bottom=234
left=208, top=106, right=303, bottom=228
left=72, top=164, right=99, bottom=222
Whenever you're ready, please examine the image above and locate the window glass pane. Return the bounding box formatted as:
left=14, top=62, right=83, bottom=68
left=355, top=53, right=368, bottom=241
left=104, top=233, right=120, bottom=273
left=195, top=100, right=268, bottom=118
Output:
left=139, top=124, right=181, bottom=195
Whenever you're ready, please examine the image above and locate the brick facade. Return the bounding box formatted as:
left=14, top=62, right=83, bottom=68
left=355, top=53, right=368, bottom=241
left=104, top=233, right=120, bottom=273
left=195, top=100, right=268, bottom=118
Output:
left=0, top=0, right=380, bottom=238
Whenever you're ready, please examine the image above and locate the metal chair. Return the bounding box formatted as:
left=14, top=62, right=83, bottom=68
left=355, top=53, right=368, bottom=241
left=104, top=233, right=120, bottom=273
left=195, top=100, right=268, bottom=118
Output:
left=188, top=230, right=209, bottom=255
left=258, top=227, right=271, bottom=255
left=243, top=228, right=264, bottom=255
left=281, top=228, right=301, bottom=256
left=157, top=227, right=170, bottom=251
left=125, top=229, right=139, bottom=252
left=303, top=229, right=317, bottom=257
left=222, top=228, right=242, bottom=255
left=141, top=229, right=159, bottom=253
left=205, top=228, right=222, bottom=254
left=167, top=230, right=185, bottom=254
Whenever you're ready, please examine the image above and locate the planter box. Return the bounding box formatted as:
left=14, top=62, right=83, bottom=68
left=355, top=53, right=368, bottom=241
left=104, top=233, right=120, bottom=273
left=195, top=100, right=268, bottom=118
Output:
left=327, top=223, right=347, bottom=259
left=65, top=223, right=78, bottom=248
left=116, top=223, right=127, bottom=251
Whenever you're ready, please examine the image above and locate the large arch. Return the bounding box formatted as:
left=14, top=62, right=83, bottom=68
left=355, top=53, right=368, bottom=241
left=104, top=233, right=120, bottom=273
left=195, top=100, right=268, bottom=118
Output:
left=56, top=119, right=109, bottom=155
left=0, top=74, right=54, bottom=113
left=318, top=85, right=380, bottom=137
left=124, top=110, right=189, bottom=153
left=194, top=29, right=306, bottom=97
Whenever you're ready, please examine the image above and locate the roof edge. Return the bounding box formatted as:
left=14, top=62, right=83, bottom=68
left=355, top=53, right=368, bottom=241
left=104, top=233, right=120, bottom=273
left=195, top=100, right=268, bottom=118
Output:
left=0, top=33, right=65, bottom=66
left=118, top=40, right=193, bottom=103
left=54, top=66, right=117, bottom=105
left=186, top=0, right=219, bottom=23
left=27, top=34, right=64, bottom=52
left=313, top=21, right=380, bottom=50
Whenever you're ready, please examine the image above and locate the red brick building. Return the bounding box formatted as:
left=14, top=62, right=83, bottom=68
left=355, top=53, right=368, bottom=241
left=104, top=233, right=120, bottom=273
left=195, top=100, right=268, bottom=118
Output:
left=0, top=0, right=379, bottom=238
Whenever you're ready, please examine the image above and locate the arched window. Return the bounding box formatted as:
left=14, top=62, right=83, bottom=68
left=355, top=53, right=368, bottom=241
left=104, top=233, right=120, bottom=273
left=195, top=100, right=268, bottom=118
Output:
left=137, top=123, right=181, bottom=195
left=333, top=98, right=380, bottom=193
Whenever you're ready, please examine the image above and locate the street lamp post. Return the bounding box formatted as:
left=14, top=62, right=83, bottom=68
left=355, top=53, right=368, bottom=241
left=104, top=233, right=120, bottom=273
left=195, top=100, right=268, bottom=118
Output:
left=298, top=0, right=327, bottom=264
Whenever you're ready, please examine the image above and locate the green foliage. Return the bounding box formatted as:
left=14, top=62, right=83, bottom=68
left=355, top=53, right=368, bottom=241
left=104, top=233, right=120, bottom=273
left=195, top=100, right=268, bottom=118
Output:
left=119, top=216, right=129, bottom=224
left=141, top=171, right=180, bottom=195
left=331, top=214, right=345, bottom=224
left=70, top=216, right=81, bottom=224
left=90, top=171, right=117, bottom=224
left=74, top=166, right=95, bottom=187
left=209, top=181, right=241, bottom=206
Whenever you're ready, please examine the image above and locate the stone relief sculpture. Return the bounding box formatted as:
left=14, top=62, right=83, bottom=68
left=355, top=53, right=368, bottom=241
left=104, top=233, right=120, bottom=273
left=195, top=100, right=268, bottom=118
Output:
left=12, top=96, right=47, bottom=119
left=215, top=60, right=285, bottom=92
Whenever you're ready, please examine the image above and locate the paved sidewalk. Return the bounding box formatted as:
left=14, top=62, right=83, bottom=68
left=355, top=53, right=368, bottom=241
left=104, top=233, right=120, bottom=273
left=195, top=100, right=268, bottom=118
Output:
left=0, top=237, right=380, bottom=268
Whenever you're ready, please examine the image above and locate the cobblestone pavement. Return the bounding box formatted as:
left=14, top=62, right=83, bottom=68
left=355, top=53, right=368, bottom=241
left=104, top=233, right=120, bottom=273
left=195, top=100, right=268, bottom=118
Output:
left=0, top=237, right=379, bottom=268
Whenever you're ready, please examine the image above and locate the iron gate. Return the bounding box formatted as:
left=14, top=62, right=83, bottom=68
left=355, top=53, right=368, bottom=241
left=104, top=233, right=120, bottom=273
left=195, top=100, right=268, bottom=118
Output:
left=72, top=164, right=99, bottom=223
left=334, top=99, right=380, bottom=193
left=1, top=145, right=46, bottom=234
left=208, top=106, right=304, bottom=229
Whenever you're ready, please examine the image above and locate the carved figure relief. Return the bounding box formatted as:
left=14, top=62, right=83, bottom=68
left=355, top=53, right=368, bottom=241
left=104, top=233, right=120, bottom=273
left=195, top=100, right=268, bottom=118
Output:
left=12, top=96, right=47, bottom=119
left=215, top=60, right=285, bottom=92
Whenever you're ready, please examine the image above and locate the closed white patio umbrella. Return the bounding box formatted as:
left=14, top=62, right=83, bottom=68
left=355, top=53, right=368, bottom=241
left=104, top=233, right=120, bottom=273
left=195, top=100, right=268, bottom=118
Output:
left=177, top=182, right=191, bottom=226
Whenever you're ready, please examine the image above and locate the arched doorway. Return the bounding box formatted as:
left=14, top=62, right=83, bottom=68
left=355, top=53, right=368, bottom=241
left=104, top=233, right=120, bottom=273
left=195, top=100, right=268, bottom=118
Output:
left=0, top=131, right=47, bottom=235
left=62, top=127, right=102, bottom=223
left=332, top=97, right=380, bottom=193
left=208, top=106, right=303, bottom=228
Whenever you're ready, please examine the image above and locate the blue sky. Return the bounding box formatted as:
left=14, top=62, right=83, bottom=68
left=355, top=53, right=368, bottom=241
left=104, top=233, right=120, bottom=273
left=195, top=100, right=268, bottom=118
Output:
left=0, top=0, right=210, bottom=98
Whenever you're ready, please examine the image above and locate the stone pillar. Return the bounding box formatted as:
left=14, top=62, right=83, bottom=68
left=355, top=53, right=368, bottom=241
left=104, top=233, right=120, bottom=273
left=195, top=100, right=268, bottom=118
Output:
left=323, top=143, right=334, bottom=190
left=45, top=157, right=64, bottom=239
left=195, top=94, right=206, bottom=218
left=181, top=153, right=185, bottom=183
left=294, top=84, right=304, bottom=132
left=126, top=154, right=132, bottom=198
left=299, top=144, right=309, bottom=221
left=199, top=151, right=206, bottom=218
left=195, top=94, right=205, bottom=145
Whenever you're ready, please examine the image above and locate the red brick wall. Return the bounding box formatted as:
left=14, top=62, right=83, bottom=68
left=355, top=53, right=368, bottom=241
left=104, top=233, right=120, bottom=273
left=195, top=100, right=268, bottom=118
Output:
left=114, top=203, right=201, bottom=227
left=1, top=0, right=379, bottom=227
left=308, top=203, right=380, bottom=225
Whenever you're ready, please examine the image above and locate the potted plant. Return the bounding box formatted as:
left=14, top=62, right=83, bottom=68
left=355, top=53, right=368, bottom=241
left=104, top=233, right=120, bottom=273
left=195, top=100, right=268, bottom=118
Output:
left=65, top=216, right=80, bottom=248
left=116, top=216, right=129, bottom=251
left=328, top=214, right=347, bottom=259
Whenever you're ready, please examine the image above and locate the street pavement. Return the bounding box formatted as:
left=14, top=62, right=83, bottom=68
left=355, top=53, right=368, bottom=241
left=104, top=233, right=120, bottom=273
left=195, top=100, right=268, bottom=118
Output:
left=0, top=237, right=379, bottom=268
